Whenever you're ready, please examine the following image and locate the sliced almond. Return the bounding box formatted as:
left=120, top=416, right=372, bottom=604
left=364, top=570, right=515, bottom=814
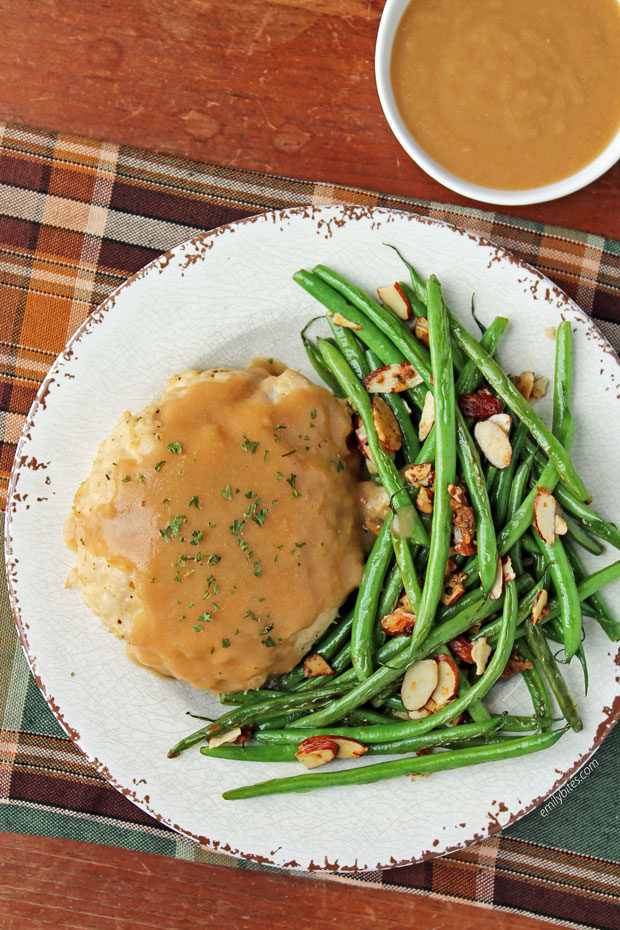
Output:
left=441, top=570, right=467, bottom=606
left=207, top=727, right=243, bottom=749
left=295, top=736, right=339, bottom=769
left=363, top=361, right=423, bottom=394
left=331, top=312, right=362, bottom=330
left=415, top=486, right=434, bottom=514
left=408, top=707, right=432, bottom=720
left=414, top=316, right=430, bottom=347
left=303, top=653, right=334, bottom=678
left=401, top=658, right=439, bottom=711
left=328, top=736, right=368, bottom=759
left=404, top=462, right=434, bottom=487
left=488, top=412, right=511, bottom=435
left=487, top=556, right=504, bottom=600
left=380, top=609, right=416, bottom=636
left=377, top=282, right=412, bottom=320
left=426, top=654, right=460, bottom=712
left=372, top=397, right=402, bottom=453
left=532, top=589, right=549, bottom=625
left=502, top=555, right=516, bottom=583
left=543, top=326, right=556, bottom=341
left=530, top=376, right=548, bottom=400
left=359, top=480, right=390, bottom=535
left=554, top=513, right=568, bottom=536
left=473, top=419, right=512, bottom=469
left=533, top=488, right=557, bottom=545
left=418, top=390, right=435, bottom=441
left=471, top=636, right=492, bottom=676
left=513, top=371, right=535, bottom=400
left=353, top=416, right=378, bottom=475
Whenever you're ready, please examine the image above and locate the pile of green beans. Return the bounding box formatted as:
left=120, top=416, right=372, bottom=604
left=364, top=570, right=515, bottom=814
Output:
left=169, top=253, right=619, bottom=802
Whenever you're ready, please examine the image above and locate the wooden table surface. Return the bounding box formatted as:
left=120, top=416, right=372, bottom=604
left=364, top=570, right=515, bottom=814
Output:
left=1, top=1, right=616, bottom=927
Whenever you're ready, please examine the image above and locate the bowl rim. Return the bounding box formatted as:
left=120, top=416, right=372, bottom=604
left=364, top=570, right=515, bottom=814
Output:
left=375, top=0, right=620, bottom=206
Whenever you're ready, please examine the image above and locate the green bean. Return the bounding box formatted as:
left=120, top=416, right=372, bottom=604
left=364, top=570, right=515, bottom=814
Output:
left=274, top=609, right=355, bottom=692
left=455, top=408, right=497, bottom=594
left=217, top=689, right=286, bottom=706
left=456, top=669, right=491, bottom=723
left=518, top=638, right=553, bottom=731
left=390, top=531, right=422, bottom=613
left=523, top=620, right=583, bottom=731
left=378, top=562, right=404, bottom=617
left=499, top=715, right=545, bottom=732
left=328, top=317, right=369, bottom=380
left=202, top=744, right=298, bottom=762
left=553, top=483, right=620, bottom=550
left=553, top=321, right=575, bottom=450
left=546, top=615, right=589, bottom=694
left=255, top=717, right=502, bottom=747
left=564, top=543, right=620, bottom=641
left=352, top=514, right=394, bottom=681
left=221, top=728, right=565, bottom=799
left=562, top=513, right=606, bottom=556
left=366, top=348, right=421, bottom=462
left=531, top=529, right=581, bottom=662
left=455, top=316, right=509, bottom=394
left=492, top=421, right=528, bottom=529
left=404, top=276, right=456, bottom=661
left=300, top=322, right=343, bottom=396
left=507, top=448, right=537, bottom=575
left=317, top=338, right=429, bottom=546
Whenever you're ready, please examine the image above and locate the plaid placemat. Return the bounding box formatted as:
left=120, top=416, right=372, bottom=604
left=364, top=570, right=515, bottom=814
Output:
left=0, top=121, right=619, bottom=930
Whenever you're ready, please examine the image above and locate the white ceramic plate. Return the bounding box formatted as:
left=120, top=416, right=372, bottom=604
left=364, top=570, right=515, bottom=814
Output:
left=5, top=206, right=620, bottom=872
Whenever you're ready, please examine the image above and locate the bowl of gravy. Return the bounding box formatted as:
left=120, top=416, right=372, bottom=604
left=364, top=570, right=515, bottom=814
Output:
left=375, top=0, right=620, bottom=205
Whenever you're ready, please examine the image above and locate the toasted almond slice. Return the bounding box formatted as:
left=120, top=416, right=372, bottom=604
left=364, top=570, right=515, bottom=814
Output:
left=513, top=371, right=535, bottom=400
left=426, top=654, right=460, bottom=712
left=363, top=361, right=423, bottom=394
left=332, top=312, right=362, bottom=330
left=441, top=570, right=467, bottom=606
left=404, top=462, right=434, bottom=487
left=471, top=636, right=492, bottom=676
left=328, top=736, right=368, bottom=759
left=207, top=727, right=243, bottom=749
left=448, top=634, right=474, bottom=664
left=303, top=653, right=334, bottom=678
left=415, top=486, right=434, bottom=514
left=554, top=513, right=568, bottom=536
left=418, top=390, right=435, bottom=441
left=532, top=589, right=549, bottom=625
left=501, top=651, right=534, bottom=677
left=377, top=282, right=412, bottom=320
left=543, top=326, right=556, bottom=341
left=401, top=658, right=439, bottom=711
left=408, top=707, right=432, bottom=720
left=295, top=736, right=339, bottom=769
left=473, top=419, right=512, bottom=469
left=381, top=609, right=416, bottom=636
left=486, top=556, right=504, bottom=600
left=533, top=488, right=557, bottom=545
left=353, top=416, right=378, bottom=475
left=502, top=555, right=516, bottom=583
left=414, top=316, right=430, bottom=347
left=488, top=412, right=512, bottom=435
left=372, top=396, right=402, bottom=453
left=531, top=376, right=548, bottom=400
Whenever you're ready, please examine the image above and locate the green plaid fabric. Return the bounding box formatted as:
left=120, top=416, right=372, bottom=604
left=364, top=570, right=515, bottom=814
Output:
left=0, top=121, right=619, bottom=930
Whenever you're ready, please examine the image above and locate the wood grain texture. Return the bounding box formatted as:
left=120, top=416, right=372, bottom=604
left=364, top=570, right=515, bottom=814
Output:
left=0, top=832, right=562, bottom=930
left=1, top=0, right=619, bottom=238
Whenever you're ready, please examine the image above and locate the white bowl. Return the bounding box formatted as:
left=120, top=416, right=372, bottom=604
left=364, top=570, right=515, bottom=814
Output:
left=375, top=0, right=620, bottom=206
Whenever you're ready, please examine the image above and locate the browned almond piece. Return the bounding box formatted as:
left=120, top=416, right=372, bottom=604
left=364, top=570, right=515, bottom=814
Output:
left=295, top=736, right=339, bottom=769
left=377, top=282, right=412, bottom=320
left=408, top=707, right=432, bottom=720
left=401, top=658, right=439, bottom=711
left=473, top=419, right=512, bottom=469
left=404, top=462, right=434, bottom=487
left=207, top=727, right=243, bottom=749
left=502, top=555, right=516, bottom=583
left=488, top=412, right=511, bottom=435
left=453, top=526, right=477, bottom=556
left=487, top=556, right=504, bottom=600
left=444, top=557, right=458, bottom=579
left=513, top=371, right=535, bottom=400
left=533, top=488, right=557, bottom=545
left=459, top=390, right=502, bottom=418
left=530, top=376, right=548, bottom=400
left=501, top=651, right=534, bottom=678
left=441, top=570, right=467, bottom=606
left=418, top=390, right=435, bottom=441
left=353, top=416, right=378, bottom=475
left=532, top=589, right=549, bottom=625
left=381, top=609, right=416, bottom=636
left=328, top=736, right=368, bottom=759
left=331, top=312, right=362, bottom=330
left=471, top=636, right=493, bottom=676
left=415, top=486, right=434, bottom=514
left=554, top=513, right=568, bottom=536
left=425, top=654, right=460, bottom=712
left=303, top=653, right=334, bottom=678
left=414, top=316, right=430, bottom=347
left=448, top=634, right=474, bottom=664
left=372, top=397, right=402, bottom=453
left=363, top=361, right=423, bottom=394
